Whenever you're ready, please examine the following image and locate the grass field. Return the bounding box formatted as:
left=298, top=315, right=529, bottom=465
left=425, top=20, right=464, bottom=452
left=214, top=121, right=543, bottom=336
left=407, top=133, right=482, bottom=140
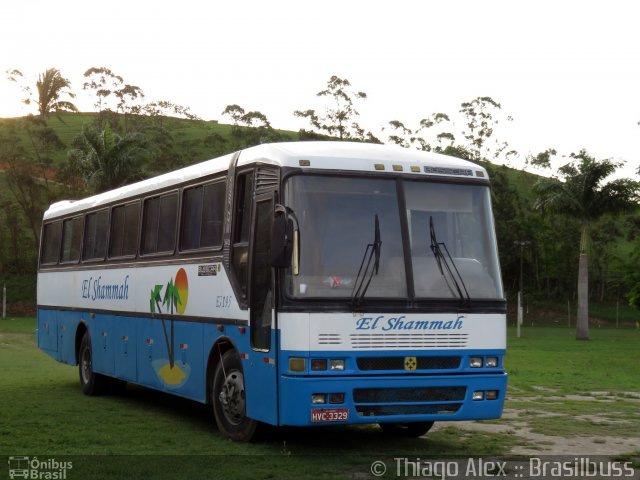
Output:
left=1, top=318, right=639, bottom=479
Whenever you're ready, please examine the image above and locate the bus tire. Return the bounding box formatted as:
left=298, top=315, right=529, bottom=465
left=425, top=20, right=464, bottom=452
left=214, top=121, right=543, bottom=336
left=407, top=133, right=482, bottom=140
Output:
left=78, top=333, right=109, bottom=396
left=212, top=350, right=261, bottom=442
left=379, top=421, right=434, bottom=438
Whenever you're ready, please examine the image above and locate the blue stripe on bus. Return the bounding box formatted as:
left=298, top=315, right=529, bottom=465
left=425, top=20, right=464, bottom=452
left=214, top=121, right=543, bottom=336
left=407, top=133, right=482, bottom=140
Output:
left=36, top=307, right=250, bottom=405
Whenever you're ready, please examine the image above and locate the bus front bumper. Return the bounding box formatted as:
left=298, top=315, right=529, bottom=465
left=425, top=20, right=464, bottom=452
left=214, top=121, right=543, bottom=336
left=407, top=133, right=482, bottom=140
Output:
left=278, top=372, right=507, bottom=427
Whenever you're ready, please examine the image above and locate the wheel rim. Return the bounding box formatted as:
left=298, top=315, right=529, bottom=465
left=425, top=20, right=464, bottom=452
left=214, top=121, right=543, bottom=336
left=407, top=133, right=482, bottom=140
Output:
left=218, top=370, right=246, bottom=425
left=81, top=345, right=92, bottom=385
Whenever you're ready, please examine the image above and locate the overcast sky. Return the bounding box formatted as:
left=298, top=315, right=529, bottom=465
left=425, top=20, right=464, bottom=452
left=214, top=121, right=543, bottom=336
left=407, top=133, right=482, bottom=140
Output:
left=1, top=0, right=639, bottom=177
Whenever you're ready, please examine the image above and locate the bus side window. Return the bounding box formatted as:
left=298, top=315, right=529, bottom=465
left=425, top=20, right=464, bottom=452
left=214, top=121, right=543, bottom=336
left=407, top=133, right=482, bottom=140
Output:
left=83, top=209, right=109, bottom=261
left=141, top=192, right=178, bottom=255
left=181, top=180, right=224, bottom=251
left=41, top=221, right=62, bottom=265
left=109, top=202, right=140, bottom=258
left=181, top=185, right=204, bottom=250
left=201, top=181, right=225, bottom=248
left=60, top=216, right=83, bottom=264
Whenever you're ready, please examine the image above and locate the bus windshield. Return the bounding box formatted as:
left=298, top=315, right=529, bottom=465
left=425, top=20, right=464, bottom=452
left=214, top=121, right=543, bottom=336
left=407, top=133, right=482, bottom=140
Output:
left=284, top=175, right=503, bottom=301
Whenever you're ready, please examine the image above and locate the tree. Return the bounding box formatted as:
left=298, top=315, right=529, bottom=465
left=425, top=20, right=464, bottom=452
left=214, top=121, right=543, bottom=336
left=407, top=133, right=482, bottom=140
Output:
left=67, top=124, right=148, bottom=193
left=83, top=67, right=126, bottom=113
left=527, top=148, right=557, bottom=170
left=221, top=104, right=283, bottom=150
left=7, top=68, right=78, bottom=119
left=294, top=75, right=372, bottom=140
left=533, top=150, right=640, bottom=339
left=459, top=96, right=514, bottom=162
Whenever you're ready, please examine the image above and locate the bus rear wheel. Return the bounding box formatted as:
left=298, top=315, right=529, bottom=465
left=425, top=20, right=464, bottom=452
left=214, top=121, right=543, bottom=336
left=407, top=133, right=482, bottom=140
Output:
left=78, top=333, right=110, bottom=396
left=212, top=350, right=262, bottom=442
left=379, top=421, right=434, bottom=437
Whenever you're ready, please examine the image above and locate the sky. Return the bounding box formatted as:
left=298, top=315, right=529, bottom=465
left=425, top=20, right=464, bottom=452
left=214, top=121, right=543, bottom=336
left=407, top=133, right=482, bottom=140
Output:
left=1, top=0, right=639, bottom=178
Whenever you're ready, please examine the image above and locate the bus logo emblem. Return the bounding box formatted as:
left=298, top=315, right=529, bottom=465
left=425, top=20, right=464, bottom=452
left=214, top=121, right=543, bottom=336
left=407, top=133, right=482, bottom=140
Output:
left=404, top=357, right=417, bottom=371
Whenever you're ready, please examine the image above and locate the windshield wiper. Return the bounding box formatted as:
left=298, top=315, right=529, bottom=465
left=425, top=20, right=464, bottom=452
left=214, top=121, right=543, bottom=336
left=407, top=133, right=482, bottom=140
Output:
left=429, top=216, right=470, bottom=304
left=351, top=214, right=382, bottom=306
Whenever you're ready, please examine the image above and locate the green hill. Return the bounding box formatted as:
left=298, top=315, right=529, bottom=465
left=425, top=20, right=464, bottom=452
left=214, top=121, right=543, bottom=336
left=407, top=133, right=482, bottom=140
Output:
left=0, top=112, right=637, bottom=316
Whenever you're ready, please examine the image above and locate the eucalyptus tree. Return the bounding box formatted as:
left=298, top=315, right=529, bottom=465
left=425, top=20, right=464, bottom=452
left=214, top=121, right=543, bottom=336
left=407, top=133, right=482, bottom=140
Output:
left=459, top=96, right=517, bottom=162
left=294, top=75, right=371, bottom=140
left=221, top=104, right=282, bottom=150
left=533, top=150, right=640, bottom=339
left=385, top=113, right=455, bottom=152
left=68, top=124, right=148, bottom=193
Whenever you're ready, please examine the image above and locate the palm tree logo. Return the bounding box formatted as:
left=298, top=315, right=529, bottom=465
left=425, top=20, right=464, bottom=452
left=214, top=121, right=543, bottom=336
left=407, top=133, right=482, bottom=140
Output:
left=148, top=268, right=190, bottom=385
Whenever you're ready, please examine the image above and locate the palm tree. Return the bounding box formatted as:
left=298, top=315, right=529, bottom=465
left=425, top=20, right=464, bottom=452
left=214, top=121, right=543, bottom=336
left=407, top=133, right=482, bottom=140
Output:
left=68, top=124, right=147, bottom=193
left=35, top=68, right=78, bottom=119
left=534, top=150, right=639, bottom=340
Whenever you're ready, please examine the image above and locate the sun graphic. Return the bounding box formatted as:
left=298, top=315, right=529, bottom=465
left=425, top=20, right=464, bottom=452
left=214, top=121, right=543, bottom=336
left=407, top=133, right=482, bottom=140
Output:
left=175, top=268, right=189, bottom=315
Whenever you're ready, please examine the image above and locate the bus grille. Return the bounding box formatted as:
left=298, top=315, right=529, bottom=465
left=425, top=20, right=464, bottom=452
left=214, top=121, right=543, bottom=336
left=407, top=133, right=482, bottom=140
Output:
left=353, top=386, right=466, bottom=403
left=349, top=333, right=468, bottom=349
left=357, top=356, right=461, bottom=371
left=357, top=404, right=462, bottom=416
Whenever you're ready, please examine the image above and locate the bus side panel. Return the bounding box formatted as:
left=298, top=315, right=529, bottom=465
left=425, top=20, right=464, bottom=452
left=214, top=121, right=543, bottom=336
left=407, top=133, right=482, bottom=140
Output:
left=137, top=318, right=165, bottom=391
left=243, top=328, right=279, bottom=426
left=132, top=318, right=206, bottom=401
left=170, top=320, right=205, bottom=402
left=91, top=314, right=116, bottom=376
left=113, top=315, right=138, bottom=382
left=57, top=310, right=82, bottom=365
left=37, top=308, right=58, bottom=354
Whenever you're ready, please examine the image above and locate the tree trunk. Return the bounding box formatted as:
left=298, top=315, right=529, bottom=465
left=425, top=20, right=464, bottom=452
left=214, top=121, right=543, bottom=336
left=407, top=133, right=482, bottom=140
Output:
left=576, top=225, right=590, bottom=340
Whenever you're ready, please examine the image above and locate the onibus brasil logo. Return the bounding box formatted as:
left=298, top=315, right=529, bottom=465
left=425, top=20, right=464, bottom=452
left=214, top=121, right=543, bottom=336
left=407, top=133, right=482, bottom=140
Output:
left=8, top=457, right=72, bottom=479
left=149, top=268, right=191, bottom=389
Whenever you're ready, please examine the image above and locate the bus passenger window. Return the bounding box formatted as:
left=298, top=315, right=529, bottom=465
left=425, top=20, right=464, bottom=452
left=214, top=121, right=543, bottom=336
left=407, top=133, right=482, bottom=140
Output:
left=83, top=209, right=108, bottom=261
left=142, top=193, right=178, bottom=255
left=201, top=182, right=224, bottom=248
left=181, top=186, right=204, bottom=250
left=109, top=202, right=140, bottom=258
left=60, top=216, right=83, bottom=263
left=41, top=221, right=62, bottom=265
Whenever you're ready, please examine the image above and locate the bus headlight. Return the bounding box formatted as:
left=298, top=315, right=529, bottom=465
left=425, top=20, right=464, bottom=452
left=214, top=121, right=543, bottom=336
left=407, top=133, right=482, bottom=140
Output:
left=485, top=357, right=499, bottom=368
left=311, top=394, right=326, bottom=404
left=472, top=391, right=485, bottom=401
left=470, top=357, right=483, bottom=368
left=329, top=359, right=345, bottom=371
left=289, top=357, right=306, bottom=372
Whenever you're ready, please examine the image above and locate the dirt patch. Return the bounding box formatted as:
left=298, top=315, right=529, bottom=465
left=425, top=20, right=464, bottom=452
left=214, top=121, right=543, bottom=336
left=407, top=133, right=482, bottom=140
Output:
left=435, top=394, right=640, bottom=456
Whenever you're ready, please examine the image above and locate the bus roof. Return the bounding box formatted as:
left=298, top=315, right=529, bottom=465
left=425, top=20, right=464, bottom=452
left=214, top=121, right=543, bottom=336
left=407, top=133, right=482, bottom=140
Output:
left=43, top=141, right=488, bottom=220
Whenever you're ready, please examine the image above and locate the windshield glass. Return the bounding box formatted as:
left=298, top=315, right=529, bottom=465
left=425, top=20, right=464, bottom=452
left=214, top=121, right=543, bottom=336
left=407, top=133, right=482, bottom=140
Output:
left=405, top=180, right=503, bottom=299
left=285, top=176, right=406, bottom=298
left=284, top=175, right=503, bottom=301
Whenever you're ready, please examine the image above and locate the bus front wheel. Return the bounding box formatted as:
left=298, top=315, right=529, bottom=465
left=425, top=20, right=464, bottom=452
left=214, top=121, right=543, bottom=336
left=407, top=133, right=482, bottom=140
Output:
left=212, top=350, right=261, bottom=442
left=379, top=421, right=434, bottom=438
left=78, top=333, right=110, bottom=396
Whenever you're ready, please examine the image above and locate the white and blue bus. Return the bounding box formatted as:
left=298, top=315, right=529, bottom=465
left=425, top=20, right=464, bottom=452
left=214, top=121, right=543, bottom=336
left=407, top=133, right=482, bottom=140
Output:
left=37, top=141, right=507, bottom=441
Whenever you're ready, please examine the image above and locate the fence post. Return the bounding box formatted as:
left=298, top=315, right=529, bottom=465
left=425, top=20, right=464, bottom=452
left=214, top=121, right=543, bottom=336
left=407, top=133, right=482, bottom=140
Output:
left=517, top=291, right=523, bottom=338
left=2, top=283, right=6, bottom=319
left=567, top=300, right=570, bottom=327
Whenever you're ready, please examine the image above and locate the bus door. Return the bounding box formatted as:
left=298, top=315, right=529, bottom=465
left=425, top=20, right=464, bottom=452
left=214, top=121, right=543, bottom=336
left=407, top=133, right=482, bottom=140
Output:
left=244, top=194, right=279, bottom=425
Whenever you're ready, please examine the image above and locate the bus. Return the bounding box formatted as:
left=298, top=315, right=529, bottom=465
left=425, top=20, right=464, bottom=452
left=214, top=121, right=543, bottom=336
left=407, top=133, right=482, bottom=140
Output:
left=37, top=141, right=507, bottom=441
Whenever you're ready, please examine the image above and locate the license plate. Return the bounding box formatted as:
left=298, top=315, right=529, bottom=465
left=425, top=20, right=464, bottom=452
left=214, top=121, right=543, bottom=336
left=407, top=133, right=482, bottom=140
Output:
left=310, top=408, right=349, bottom=423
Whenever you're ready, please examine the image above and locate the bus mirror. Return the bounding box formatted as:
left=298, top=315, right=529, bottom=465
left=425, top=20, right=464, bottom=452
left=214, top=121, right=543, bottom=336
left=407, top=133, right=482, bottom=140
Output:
left=272, top=210, right=294, bottom=268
